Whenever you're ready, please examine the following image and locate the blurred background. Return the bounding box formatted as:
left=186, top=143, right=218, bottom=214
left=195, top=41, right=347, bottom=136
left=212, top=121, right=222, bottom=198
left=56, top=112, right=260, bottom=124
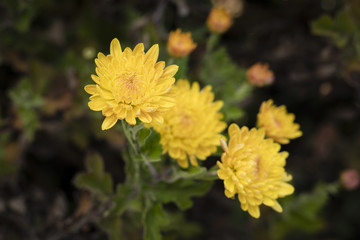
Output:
left=1, top=0, right=360, bottom=239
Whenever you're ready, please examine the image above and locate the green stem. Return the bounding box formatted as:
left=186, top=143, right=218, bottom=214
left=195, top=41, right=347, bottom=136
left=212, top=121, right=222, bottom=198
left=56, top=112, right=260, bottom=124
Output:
left=206, top=33, right=220, bottom=53
left=121, top=120, right=159, bottom=183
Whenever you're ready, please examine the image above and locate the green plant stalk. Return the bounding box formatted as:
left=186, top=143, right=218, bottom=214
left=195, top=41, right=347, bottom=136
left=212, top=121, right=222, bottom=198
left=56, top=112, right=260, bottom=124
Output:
left=206, top=33, right=220, bottom=53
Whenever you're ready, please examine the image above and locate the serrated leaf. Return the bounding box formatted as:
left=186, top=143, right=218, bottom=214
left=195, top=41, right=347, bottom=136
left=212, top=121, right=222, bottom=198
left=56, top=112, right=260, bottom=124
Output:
left=143, top=202, right=168, bottom=240
left=311, top=10, right=357, bottom=48
left=222, top=105, right=245, bottom=121
left=167, top=166, right=217, bottom=182
left=200, top=47, right=249, bottom=103
left=85, top=153, right=105, bottom=176
left=99, top=216, right=123, bottom=240
left=137, top=127, right=152, bottom=146
left=74, top=153, right=113, bottom=200
left=152, top=179, right=212, bottom=210
left=74, top=173, right=113, bottom=200
left=106, top=184, right=133, bottom=218
left=141, top=130, right=163, bottom=162
left=280, top=182, right=340, bottom=234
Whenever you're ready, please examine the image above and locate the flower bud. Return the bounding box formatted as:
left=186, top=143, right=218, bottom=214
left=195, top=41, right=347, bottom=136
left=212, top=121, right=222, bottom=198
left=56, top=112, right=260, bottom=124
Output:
left=340, top=169, right=359, bottom=190
left=206, top=7, right=233, bottom=34
left=167, top=29, right=197, bottom=58
left=246, top=63, right=275, bottom=87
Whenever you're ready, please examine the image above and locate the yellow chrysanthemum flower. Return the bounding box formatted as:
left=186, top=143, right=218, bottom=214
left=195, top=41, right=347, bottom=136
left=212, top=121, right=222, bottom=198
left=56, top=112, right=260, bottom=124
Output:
left=85, top=38, right=178, bottom=130
left=257, top=100, right=302, bottom=144
left=206, top=7, right=233, bottom=34
left=151, top=80, right=227, bottom=168
left=167, top=29, right=197, bottom=58
left=211, top=0, right=244, bottom=17
left=217, top=124, right=294, bottom=218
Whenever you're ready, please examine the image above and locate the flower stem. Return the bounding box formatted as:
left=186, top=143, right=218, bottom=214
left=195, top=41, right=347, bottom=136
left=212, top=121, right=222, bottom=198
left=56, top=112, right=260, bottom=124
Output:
left=206, top=33, right=220, bottom=53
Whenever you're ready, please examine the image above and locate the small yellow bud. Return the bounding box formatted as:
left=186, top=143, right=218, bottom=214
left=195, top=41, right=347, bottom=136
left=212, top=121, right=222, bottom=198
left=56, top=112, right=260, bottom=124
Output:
left=246, top=63, right=275, bottom=87
left=167, top=29, right=197, bottom=58
left=206, top=7, right=233, bottom=34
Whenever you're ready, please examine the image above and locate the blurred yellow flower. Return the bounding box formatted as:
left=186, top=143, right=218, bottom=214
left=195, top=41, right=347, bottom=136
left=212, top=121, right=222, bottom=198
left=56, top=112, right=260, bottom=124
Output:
left=217, top=124, right=294, bottom=218
left=257, top=100, right=302, bottom=144
left=85, top=38, right=178, bottom=130
left=211, top=0, right=244, bottom=17
left=151, top=80, right=227, bottom=168
left=246, top=63, right=274, bottom=87
left=167, top=29, right=197, bottom=58
left=206, top=7, right=233, bottom=34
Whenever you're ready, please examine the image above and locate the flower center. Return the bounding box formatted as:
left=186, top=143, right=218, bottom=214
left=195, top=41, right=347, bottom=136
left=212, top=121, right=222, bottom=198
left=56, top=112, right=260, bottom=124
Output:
left=113, top=71, right=146, bottom=104
left=180, top=113, right=193, bottom=126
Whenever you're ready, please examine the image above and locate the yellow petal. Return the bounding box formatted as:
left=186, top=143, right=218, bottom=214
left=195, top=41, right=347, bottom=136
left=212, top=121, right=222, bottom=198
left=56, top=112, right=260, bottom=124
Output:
left=271, top=200, right=283, bottom=212
left=110, top=38, right=122, bottom=59
left=84, top=84, right=97, bottom=95
left=177, top=158, right=189, bottom=168
left=228, top=123, right=240, bottom=138
left=102, top=115, right=118, bottom=130
left=88, top=99, right=107, bottom=111
left=91, top=74, right=100, bottom=84
left=161, top=65, right=178, bottom=79
left=133, top=43, right=144, bottom=56
left=145, top=44, right=159, bottom=63
left=189, top=155, right=198, bottom=166
left=125, top=109, right=136, bottom=125
left=138, top=112, right=152, bottom=123
left=248, top=205, right=260, bottom=218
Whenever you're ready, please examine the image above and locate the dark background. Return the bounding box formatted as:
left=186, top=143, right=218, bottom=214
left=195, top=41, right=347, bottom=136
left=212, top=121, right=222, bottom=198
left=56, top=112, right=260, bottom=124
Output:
left=1, top=0, right=360, bottom=239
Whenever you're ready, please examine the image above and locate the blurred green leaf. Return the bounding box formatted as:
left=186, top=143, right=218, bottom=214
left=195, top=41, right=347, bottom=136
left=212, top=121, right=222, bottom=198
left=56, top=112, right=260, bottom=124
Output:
left=143, top=202, right=168, bottom=240
left=0, top=133, right=18, bottom=177
left=167, top=166, right=218, bottom=182
left=74, top=153, right=113, bottom=201
left=137, top=127, right=152, bottom=146
left=173, top=56, right=189, bottom=79
left=106, top=184, right=133, bottom=218
left=152, top=179, right=212, bottom=210
left=200, top=47, right=250, bottom=120
left=9, top=78, right=43, bottom=140
left=222, top=105, right=245, bottom=121
left=312, top=10, right=357, bottom=48
left=141, top=130, right=163, bottom=162
left=271, top=182, right=340, bottom=239
left=99, top=217, right=123, bottom=240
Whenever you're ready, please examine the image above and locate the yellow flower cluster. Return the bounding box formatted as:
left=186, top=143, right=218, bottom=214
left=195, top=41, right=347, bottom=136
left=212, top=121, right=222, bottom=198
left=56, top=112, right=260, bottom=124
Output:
left=85, top=38, right=301, bottom=220
left=217, top=124, right=294, bottom=218
left=167, top=29, right=197, bottom=58
left=257, top=99, right=302, bottom=144
left=85, top=39, right=178, bottom=129
left=151, top=80, right=227, bottom=168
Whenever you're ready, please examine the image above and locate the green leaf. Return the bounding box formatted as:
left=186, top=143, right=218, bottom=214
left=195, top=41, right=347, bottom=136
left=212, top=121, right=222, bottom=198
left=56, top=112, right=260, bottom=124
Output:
left=137, top=127, right=152, bottom=146
left=222, top=105, right=245, bottom=121
left=99, top=216, right=123, bottom=240
left=141, top=130, right=163, bottom=162
left=200, top=47, right=249, bottom=103
left=152, top=179, right=213, bottom=210
left=74, top=153, right=113, bottom=200
left=173, top=56, right=189, bottom=79
left=354, top=30, right=360, bottom=58
left=106, top=184, right=133, bottom=218
left=279, top=182, right=340, bottom=234
left=143, top=202, right=168, bottom=240
left=311, top=10, right=357, bottom=48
